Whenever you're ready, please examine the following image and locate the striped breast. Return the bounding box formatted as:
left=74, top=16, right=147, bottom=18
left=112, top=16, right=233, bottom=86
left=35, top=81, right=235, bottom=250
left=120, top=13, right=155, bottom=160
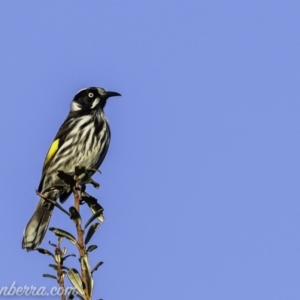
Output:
left=41, top=111, right=110, bottom=193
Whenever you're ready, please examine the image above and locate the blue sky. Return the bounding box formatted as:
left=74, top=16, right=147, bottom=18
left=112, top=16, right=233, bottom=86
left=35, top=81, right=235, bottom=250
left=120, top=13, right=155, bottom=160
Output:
left=1, top=1, right=300, bottom=299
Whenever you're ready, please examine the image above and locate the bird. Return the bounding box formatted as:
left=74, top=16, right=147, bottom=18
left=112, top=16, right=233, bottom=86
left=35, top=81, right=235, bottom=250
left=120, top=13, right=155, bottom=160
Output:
left=22, top=87, right=121, bottom=250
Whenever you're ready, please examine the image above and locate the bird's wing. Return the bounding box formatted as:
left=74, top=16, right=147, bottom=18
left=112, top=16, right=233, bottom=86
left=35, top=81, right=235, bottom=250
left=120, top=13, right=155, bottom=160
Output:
left=43, top=138, right=60, bottom=170
left=38, top=117, right=73, bottom=192
left=38, top=137, right=61, bottom=193
left=42, top=119, right=69, bottom=172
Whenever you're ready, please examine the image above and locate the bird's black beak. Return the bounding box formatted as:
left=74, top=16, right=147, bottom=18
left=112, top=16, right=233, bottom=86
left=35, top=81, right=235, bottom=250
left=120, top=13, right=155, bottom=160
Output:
left=106, top=91, right=121, bottom=98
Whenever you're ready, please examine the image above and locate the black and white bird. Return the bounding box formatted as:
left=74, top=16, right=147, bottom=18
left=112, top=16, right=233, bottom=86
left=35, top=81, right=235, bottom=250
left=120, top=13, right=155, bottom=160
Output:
left=22, top=87, right=121, bottom=250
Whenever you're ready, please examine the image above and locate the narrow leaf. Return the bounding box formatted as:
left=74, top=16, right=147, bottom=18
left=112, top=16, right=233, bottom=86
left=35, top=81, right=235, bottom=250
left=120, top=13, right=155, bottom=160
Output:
left=80, top=192, right=97, bottom=205
left=69, top=206, right=82, bottom=225
left=86, top=245, right=98, bottom=253
left=89, top=203, right=104, bottom=222
left=81, top=193, right=105, bottom=222
left=84, top=208, right=103, bottom=229
left=80, top=254, right=93, bottom=297
left=48, top=241, right=57, bottom=248
left=55, top=254, right=61, bottom=263
left=63, top=254, right=76, bottom=261
left=36, top=248, right=54, bottom=258
left=49, top=227, right=77, bottom=245
left=49, top=264, right=58, bottom=270
left=91, top=261, right=103, bottom=274
left=81, top=177, right=100, bottom=189
left=43, top=274, right=57, bottom=280
left=84, top=223, right=100, bottom=245
left=49, top=264, right=69, bottom=272
left=67, top=268, right=84, bottom=296
left=52, top=201, right=71, bottom=216
left=90, top=179, right=100, bottom=189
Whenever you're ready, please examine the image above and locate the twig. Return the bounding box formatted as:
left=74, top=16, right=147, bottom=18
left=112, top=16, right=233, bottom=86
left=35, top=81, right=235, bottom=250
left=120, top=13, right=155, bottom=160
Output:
left=56, top=238, right=66, bottom=300
left=72, top=179, right=90, bottom=300
left=36, top=190, right=71, bottom=216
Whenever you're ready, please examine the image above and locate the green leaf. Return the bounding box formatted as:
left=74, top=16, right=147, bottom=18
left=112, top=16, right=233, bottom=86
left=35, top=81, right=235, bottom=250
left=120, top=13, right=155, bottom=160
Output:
left=69, top=206, right=82, bottom=225
left=63, top=254, right=76, bottom=262
left=89, top=203, right=104, bottom=222
left=49, top=227, right=77, bottom=245
left=81, top=193, right=105, bottom=222
left=36, top=248, right=54, bottom=258
left=62, top=247, right=68, bottom=255
left=84, top=208, right=104, bottom=229
left=91, top=261, right=103, bottom=274
left=81, top=177, right=100, bottom=189
left=49, top=264, right=58, bottom=270
left=55, top=254, right=61, bottom=263
left=84, top=223, right=100, bottom=245
left=80, top=192, right=97, bottom=205
left=86, top=245, right=98, bottom=253
left=52, top=201, right=71, bottom=216
left=67, top=268, right=84, bottom=296
left=80, top=254, right=93, bottom=297
left=43, top=274, right=57, bottom=280
left=49, top=264, right=70, bottom=271
left=90, top=180, right=100, bottom=189
left=48, top=241, right=57, bottom=248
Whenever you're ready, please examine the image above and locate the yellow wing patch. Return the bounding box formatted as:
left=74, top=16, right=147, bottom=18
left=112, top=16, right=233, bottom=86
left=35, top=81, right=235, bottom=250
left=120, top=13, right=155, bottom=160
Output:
left=44, top=139, right=60, bottom=168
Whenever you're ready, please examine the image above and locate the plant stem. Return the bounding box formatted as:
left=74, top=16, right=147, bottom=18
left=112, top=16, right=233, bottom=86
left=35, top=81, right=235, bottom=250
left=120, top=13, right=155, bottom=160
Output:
left=56, top=238, right=66, bottom=300
left=73, top=181, right=90, bottom=300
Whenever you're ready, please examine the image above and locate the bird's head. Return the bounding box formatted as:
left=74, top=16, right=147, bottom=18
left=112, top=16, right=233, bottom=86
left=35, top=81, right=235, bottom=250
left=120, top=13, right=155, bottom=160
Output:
left=71, top=87, right=121, bottom=112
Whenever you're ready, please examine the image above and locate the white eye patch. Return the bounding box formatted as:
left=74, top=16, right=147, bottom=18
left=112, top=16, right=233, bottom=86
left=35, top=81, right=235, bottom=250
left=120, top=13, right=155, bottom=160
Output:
left=90, top=97, right=100, bottom=109
left=88, top=93, right=94, bottom=98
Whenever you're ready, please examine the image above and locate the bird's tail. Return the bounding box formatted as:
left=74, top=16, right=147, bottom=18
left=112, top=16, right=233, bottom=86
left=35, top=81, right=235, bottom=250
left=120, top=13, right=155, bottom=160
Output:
left=22, top=198, right=54, bottom=251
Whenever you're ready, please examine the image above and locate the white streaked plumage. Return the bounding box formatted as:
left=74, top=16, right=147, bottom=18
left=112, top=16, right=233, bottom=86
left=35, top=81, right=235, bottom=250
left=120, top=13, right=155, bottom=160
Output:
left=22, top=86, right=119, bottom=250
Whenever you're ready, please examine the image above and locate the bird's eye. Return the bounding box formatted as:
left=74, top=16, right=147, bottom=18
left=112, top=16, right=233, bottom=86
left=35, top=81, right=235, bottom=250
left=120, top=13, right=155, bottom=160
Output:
left=88, top=93, right=94, bottom=98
